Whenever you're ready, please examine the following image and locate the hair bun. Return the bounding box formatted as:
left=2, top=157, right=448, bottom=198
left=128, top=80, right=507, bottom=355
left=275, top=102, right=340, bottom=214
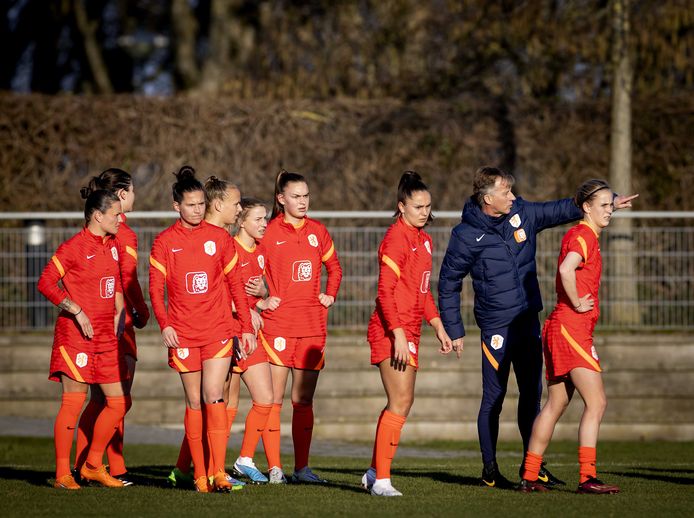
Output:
left=175, top=165, right=197, bottom=181
left=79, top=186, right=92, bottom=199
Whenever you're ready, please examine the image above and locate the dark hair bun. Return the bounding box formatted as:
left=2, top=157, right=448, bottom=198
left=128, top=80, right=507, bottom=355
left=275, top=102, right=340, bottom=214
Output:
left=80, top=186, right=92, bottom=199
left=175, top=165, right=197, bottom=181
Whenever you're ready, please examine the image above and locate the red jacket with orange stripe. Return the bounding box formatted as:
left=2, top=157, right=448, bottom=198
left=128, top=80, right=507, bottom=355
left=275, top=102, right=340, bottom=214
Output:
left=116, top=216, right=149, bottom=333
left=367, top=217, right=439, bottom=344
left=230, top=236, right=265, bottom=335
left=260, top=215, right=342, bottom=337
left=148, top=220, right=252, bottom=345
left=37, top=227, right=122, bottom=352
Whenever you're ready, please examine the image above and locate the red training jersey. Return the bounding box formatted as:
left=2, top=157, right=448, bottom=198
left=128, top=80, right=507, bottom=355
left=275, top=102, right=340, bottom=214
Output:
left=116, top=215, right=149, bottom=332
left=37, top=227, right=122, bottom=353
left=149, top=220, right=252, bottom=345
left=551, top=221, right=602, bottom=323
left=367, top=217, right=439, bottom=343
left=260, top=215, right=342, bottom=337
left=230, top=235, right=265, bottom=335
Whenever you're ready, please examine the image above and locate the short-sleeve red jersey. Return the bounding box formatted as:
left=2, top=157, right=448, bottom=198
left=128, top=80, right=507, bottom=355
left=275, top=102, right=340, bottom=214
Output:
left=553, top=222, right=602, bottom=320
left=149, top=220, right=252, bottom=345
left=367, top=217, right=439, bottom=343
left=116, top=215, right=149, bottom=331
left=37, top=228, right=122, bottom=353
left=230, top=236, right=265, bottom=335
left=260, top=215, right=342, bottom=337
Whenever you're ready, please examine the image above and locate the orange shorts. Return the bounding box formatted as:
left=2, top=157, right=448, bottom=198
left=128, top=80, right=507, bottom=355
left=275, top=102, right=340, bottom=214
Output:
left=119, top=327, right=138, bottom=360
left=168, top=338, right=234, bottom=373
left=232, top=336, right=270, bottom=374
left=369, top=336, right=419, bottom=369
left=259, top=330, right=325, bottom=370
left=542, top=316, right=601, bottom=382
left=49, top=344, right=128, bottom=385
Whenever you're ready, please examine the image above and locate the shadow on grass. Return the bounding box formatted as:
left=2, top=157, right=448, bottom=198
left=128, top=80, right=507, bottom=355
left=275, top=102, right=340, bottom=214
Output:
left=604, top=468, right=694, bottom=486
left=320, top=466, right=487, bottom=489
left=0, top=466, right=53, bottom=487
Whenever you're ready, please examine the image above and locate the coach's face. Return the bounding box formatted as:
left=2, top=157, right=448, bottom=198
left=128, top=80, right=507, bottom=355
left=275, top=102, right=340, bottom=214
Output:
left=483, top=178, right=515, bottom=217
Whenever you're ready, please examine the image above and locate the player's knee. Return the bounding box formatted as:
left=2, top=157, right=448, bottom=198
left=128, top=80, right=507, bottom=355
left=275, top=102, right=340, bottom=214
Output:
left=388, top=393, right=414, bottom=416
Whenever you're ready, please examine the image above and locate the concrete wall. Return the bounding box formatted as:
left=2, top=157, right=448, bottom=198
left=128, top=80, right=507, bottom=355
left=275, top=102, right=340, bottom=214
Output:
left=1, top=331, right=692, bottom=441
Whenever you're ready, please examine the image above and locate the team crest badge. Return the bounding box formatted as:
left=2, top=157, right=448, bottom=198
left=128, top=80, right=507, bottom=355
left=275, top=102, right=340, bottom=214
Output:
left=424, top=241, right=431, bottom=254
left=274, top=337, right=286, bottom=352
left=292, top=260, right=312, bottom=282
left=420, top=271, right=431, bottom=294
left=111, top=246, right=119, bottom=261
left=509, top=214, right=521, bottom=228
left=591, top=346, right=599, bottom=361
left=100, top=276, right=115, bottom=298
left=308, top=234, right=319, bottom=247
left=75, top=352, right=88, bottom=368
left=514, top=229, right=527, bottom=243
left=408, top=342, right=417, bottom=355
left=185, top=272, right=208, bottom=294
left=490, top=334, right=504, bottom=350
left=204, top=240, right=216, bottom=256
left=177, top=348, right=190, bottom=360
left=257, top=255, right=265, bottom=270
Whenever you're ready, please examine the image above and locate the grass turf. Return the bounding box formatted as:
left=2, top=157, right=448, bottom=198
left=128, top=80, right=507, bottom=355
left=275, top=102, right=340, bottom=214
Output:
left=1, top=437, right=693, bottom=517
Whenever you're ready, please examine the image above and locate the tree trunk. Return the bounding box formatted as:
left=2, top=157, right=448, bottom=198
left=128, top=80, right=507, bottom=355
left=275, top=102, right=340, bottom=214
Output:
left=608, top=0, right=639, bottom=326
left=171, top=0, right=199, bottom=90
left=72, top=0, right=113, bottom=94
left=199, top=0, right=233, bottom=95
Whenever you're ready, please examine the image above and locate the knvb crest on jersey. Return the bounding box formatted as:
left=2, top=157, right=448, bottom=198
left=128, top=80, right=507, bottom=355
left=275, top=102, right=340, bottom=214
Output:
left=308, top=234, right=319, bottom=247
left=491, top=334, right=504, bottom=350
left=420, top=271, right=431, bottom=294
left=274, top=336, right=286, bottom=352
left=204, top=240, right=217, bottom=256
left=186, top=271, right=209, bottom=294
left=75, top=352, right=88, bottom=368
left=424, top=240, right=432, bottom=255
left=111, top=246, right=119, bottom=261
left=100, top=276, right=115, bottom=298
left=257, top=254, right=265, bottom=270
left=408, top=341, right=417, bottom=355
left=292, top=260, right=312, bottom=282
left=177, top=348, right=190, bottom=360
left=509, top=214, right=521, bottom=228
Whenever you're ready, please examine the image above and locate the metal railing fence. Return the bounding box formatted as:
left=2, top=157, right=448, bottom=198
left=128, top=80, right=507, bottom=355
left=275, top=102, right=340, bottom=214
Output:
left=1, top=212, right=692, bottom=331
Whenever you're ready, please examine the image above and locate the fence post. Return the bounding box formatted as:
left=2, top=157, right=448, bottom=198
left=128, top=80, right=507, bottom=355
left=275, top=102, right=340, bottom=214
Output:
left=25, top=219, right=49, bottom=327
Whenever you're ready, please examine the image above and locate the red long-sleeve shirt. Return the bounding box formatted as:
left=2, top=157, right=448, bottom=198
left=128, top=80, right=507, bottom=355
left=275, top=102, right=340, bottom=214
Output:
left=116, top=215, right=149, bottom=331
left=260, top=215, right=342, bottom=337
left=149, top=220, right=252, bottom=345
left=230, top=236, right=265, bottom=335
left=367, top=217, right=439, bottom=343
left=37, top=227, right=122, bottom=352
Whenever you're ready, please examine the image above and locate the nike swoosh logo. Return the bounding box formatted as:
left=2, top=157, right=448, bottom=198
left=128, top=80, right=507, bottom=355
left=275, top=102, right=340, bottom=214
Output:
left=537, top=474, right=549, bottom=483
left=476, top=234, right=485, bottom=242
left=276, top=241, right=286, bottom=245
left=172, top=248, right=183, bottom=252
left=268, top=428, right=280, bottom=432
left=411, top=248, right=417, bottom=252
left=86, top=255, right=95, bottom=259
left=483, top=479, right=496, bottom=487
left=241, top=262, right=249, bottom=267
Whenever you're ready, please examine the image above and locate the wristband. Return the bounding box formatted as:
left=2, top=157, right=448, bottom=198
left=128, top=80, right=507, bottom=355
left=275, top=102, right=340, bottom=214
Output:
left=74, top=308, right=82, bottom=316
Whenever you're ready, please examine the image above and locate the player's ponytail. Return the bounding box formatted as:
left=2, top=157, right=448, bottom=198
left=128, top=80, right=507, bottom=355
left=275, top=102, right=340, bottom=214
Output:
left=394, top=170, right=434, bottom=224
left=574, top=179, right=611, bottom=212
left=271, top=169, right=306, bottom=219
left=172, top=165, right=204, bottom=203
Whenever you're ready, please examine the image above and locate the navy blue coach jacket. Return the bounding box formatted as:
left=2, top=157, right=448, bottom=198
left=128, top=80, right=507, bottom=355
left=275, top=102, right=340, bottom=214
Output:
left=438, top=197, right=582, bottom=339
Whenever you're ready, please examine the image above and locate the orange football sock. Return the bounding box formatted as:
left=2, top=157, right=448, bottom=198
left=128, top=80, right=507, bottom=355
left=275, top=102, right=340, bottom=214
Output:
left=262, top=403, right=282, bottom=469
left=54, top=392, right=86, bottom=478
left=73, top=397, right=102, bottom=471
left=292, top=403, right=314, bottom=471
left=375, top=410, right=406, bottom=480
left=227, top=406, right=238, bottom=438
left=175, top=436, right=192, bottom=473
left=205, top=402, right=229, bottom=474
left=184, top=407, right=206, bottom=479
left=86, top=396, right=127, bottom=468
left=522, top=451, right=543, bottom=481
left=106, top=394, right=132, bottom=476
left=370, top=409, right=386, bottom=469
left=240, top=402, right=273, bottom=458
left=578, top=446, right=597, bottom=483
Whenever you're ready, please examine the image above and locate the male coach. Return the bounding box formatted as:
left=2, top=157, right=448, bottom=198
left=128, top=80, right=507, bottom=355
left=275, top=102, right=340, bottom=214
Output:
left=438, top=166, right=636, bottom=488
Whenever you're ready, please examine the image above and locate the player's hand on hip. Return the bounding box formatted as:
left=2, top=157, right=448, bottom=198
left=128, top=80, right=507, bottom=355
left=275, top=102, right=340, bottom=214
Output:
left=76, top=311, right=93, bottom=339
left=575, top=294, right=595, bottom=313
left=318, top=293, right=334, bottom=308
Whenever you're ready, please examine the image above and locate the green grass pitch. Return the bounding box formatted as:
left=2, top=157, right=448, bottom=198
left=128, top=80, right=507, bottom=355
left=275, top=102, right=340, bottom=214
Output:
left=1, top=437, right=692, bottom=517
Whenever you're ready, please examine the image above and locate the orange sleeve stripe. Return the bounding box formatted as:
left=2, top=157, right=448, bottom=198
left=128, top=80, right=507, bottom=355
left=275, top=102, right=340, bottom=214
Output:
left=560, top=324, right=602, bottom=372
left=259, top=331, right=285, bottom=366
left=224, top=253, right=239, bottom=275
left=321, top=243, right=335, bottom=263
left=52, top=256, right=65, bottom=278
left=481, top=342, right=499, bottom=371
left=214, top=340, right=234, bottom=359
left=125, top=245, right=138, bottom=260
left=171, top=354, right=190, bottom=373
left=576, top=236, right=588, bottom=261
left=59, top=346, right=85, bottom=383
left=381, top=255, right=401, bottom=278
left=149, top=256, right=166, bottom=277
left=408, top=356, right=417, bottom=368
